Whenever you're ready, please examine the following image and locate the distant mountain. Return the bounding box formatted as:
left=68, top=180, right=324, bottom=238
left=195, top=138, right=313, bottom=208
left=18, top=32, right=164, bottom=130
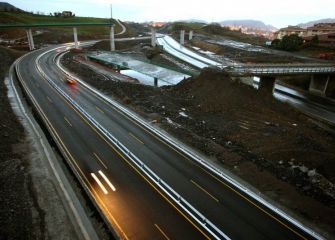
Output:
left=0, top=2, right=24, bottom=12
left=177, top=19, right=208, bottom=24
left=297, top=18, right=335, bottom=28
left=219, top=20, right=277, bottom=32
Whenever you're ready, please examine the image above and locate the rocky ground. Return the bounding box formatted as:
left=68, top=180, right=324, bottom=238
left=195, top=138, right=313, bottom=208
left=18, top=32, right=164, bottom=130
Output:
left=62, top=49, right=335, bottom=238
left=0, top=46, right=35, bottom=239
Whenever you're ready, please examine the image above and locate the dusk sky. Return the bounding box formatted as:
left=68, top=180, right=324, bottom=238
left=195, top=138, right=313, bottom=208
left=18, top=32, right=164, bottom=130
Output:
left=7, top=0, right=335, bottom=28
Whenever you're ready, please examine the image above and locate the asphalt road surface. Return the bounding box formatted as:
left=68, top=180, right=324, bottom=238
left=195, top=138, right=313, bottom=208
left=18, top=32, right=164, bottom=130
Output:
left=13, top=43, right=319, bottom=240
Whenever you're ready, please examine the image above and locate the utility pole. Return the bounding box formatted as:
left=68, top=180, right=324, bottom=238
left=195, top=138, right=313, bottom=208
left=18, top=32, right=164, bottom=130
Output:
left=110, top=4, right=115, bottom=51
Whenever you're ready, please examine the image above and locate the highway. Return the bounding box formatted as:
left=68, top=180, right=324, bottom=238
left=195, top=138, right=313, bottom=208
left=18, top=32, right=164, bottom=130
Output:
left=13, top=41, right=322, bottom=239
left=156, top=35, right=335, bottom=76
left=157, top=35, right=221, bottom=68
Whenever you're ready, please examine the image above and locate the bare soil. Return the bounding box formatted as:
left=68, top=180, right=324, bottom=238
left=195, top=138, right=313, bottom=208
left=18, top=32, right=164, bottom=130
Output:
left=0, top=46, right=37, bottom=239
left=62, top=51, right=335, bottom=238
left=1, top=47, right=106, bottom=240
left=190, top=37, right=327, bottom=64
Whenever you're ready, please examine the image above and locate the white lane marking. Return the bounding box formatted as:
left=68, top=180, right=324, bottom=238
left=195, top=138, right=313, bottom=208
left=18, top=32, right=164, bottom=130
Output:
left=91, top=173, right=108, bottom=194
left=99, top=170, right=116, bottom=192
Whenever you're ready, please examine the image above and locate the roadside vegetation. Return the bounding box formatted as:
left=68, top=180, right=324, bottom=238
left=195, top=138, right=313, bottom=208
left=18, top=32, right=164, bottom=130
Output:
left=160, top=22, right=267, bottom=45
left=0, top=11, right=135, bottom=41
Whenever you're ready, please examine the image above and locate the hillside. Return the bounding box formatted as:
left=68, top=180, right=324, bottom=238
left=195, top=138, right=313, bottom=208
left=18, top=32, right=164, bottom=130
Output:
left=159, top=21, right=206, bottom=33
left=0, top=11, right=134, bottom=41
left=298, top=18, right=335, bottom=28
left=0, top=11, right=112, bottom=25
left=200, top=24, right=267, bottom=45
left=0, top=2, right=23, bottom=12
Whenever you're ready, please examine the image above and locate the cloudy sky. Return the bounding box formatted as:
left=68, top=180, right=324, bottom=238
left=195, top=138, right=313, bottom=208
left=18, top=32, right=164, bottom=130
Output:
left=8, top=0, right=335, bottom=28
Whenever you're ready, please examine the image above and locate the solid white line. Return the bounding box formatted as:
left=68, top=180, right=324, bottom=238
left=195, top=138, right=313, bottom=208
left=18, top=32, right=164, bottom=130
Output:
left=91, top=173, right=108, bottom=194
left=99, top=170, right=116, bottom=192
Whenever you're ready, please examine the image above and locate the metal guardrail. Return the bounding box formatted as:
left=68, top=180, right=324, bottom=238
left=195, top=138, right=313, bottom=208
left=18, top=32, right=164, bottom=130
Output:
left=229, top=65, right=335, bottom=76
left=41, top=46, right=230, bottom=240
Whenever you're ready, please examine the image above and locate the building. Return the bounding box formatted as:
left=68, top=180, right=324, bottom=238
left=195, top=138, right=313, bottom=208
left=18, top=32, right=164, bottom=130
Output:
left=304, top=32, right=335, bottom=46
left=306, top=23, right=335, bottom=37
left=274, top=26, right=307, bottom=39
left=148, top=22, right=166, bottom=27
left=62, top=11, right=73, bottom=17
left=275, top=23, right=335, bottom=45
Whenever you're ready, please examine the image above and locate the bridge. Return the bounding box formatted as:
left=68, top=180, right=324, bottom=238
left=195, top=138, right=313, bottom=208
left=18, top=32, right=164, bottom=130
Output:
left=0, top=21, right=123, bottom=51
left=158, top=32, right=335, bottom=97
left=225, top=63, right=335, bottom=96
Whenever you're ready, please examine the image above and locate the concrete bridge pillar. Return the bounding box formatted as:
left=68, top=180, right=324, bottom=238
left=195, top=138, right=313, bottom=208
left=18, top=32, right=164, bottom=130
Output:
left=26, top=29, right=35, bottom=51
left=73, top=27, right=78, bottom=48
left=26, top=30, right=31, bottom=50
left=110, top=25, right=115, bottom=51
left=258, top=76, right=276, bottom=94
left=151, top=28, right=156, bottom=47
left=309, top=74, right=330, bottom=96
left=189, top=30, right=193, bottom=41
left=180, top=30, right=185, bottom=45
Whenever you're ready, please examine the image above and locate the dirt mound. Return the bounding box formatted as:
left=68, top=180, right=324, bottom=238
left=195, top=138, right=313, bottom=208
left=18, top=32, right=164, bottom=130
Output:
left=173, top=68, right=335, bottom=197
left=174, top=67, right=292, bottom=116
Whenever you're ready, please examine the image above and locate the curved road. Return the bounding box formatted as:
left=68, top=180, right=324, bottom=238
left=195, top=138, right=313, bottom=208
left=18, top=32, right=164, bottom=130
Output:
left=12, top=42, right=322, bottom=240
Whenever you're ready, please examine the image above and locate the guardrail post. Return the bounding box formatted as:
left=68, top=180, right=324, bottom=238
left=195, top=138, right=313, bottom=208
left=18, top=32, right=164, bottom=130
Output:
left=110, top=25, right=115, bottom=51
left=73, top=27, right=78, bottom=49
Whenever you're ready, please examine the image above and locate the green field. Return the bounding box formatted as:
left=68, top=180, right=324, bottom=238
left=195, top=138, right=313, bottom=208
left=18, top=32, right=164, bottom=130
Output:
left=0, top=11, right=134, bottom=40
left=0, top=11, right=112, bottom=24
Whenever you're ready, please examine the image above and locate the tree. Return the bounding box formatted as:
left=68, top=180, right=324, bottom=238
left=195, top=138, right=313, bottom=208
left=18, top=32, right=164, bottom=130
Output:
left=280, top=34, right=303, bottom=51
left=310, top=35, right=319, bottom=46
left=271, top=39, right=281, bottom=49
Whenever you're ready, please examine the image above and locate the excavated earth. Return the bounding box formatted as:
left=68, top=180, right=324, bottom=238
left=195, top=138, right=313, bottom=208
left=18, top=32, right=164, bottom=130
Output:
left=0, top=46, right=35, bottom=239
left=62, top=50, right=335, bottom=238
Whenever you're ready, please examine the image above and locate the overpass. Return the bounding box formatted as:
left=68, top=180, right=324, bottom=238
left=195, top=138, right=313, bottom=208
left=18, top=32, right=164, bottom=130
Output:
left=0, top=21, right=125, bottom=51
left=157, top=33, right=335, bottom=97
left=225, top=63, right=335, bottom=96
